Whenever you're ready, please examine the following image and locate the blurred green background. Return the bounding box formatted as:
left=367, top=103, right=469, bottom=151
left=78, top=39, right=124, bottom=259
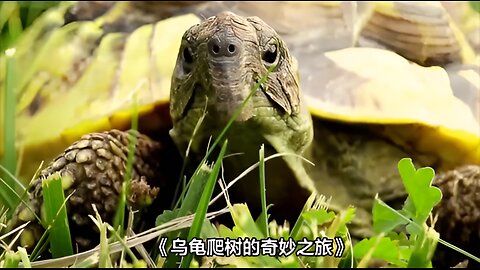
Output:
left=0, top=1, right=60, bottom=52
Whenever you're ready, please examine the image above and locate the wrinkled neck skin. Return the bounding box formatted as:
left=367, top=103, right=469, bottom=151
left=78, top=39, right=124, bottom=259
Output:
left=168, top=12, right=316, bottom=220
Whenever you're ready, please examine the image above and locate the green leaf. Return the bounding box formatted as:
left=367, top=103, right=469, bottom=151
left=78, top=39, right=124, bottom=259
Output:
left=176, top=163, right=212, bottom=219
left=386, top=231, right=411, bottom=246
left=3, top=250, right=20, bottom=268
left=217, top=224, right=235, bottom=238
left=397, top=158, right=442, bottom=224
left=402, top=198, right=422, bottom=235
left=353, top=236, right=404, bottom=266
left=386, top=232, right=414, bottom=263
left=302, top=209, right=336, bottom=226
left=255, top=204, right=272, bottom=229
left=155, top=209, right=180, bottom=226
left=372, top=196, right=408, bottom=234
left=407, top=228, right=439, bottom=268
left=200, top=219, right=220, bottom=238
left=399, top=196, right=416, bottom=220
left=223, top=203, right=265, bottom=240
left=156, top=162, right=212, bottom=227
left=322, top=207, right=356, bottom=268
left=331, top=206, right=356, bottom=236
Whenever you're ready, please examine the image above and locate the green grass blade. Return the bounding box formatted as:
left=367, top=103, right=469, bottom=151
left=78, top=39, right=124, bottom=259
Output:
left=0, top=163, right=26, bottom=192
left=42, top=174, right=73, bottom=258
left=26, top=4, right=42, bottom=28
left=113, top=92, right=139, bottom=234
left=25, top=2, right=60, bottom=28
left=172, top=103, right=208, bottom=210
left=1, top=48, right=19, bottom=212
left=88, top=205, right=112, bottom=268
left=0, top=2, right=22, bottom=51
left=71, top=254, right=100, bottom=268
left=29, top=230, right=50, bottom=262
left=258, top=144, right=268, bottom=237
left=0, top=2, right=17, bottom=31
left=437, top=238, right=480, bottom=264
left=6, top=4, right=23, bottom=43
left=0, top=175, right=18, bottom=217
left=177, top=166, right=212, bottom=219
left=289, top=193, right=317, bottom=240
left=99, top=222, right=112, bottom=268
left=161, top=163, right=213, bottom=268
left=106, top=223, right=142, bottom=266
left=180, top=140, right=228, bottom=268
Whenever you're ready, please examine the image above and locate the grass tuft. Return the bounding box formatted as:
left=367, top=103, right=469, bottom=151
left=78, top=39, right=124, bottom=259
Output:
left=0, top=48, right=19, bottom=213
left=257, top=144, right=268, bottom=238
left=181, top=140, right=229, bottom=268
left=90, top=204, right=113, bottom=268
left=113, top=85, right=141, bottom=235
left=41, top=173, right=73, bottom=258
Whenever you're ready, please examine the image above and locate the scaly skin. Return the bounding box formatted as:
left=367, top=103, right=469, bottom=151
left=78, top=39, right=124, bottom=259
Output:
left=433, top=165, right=480, bottom=267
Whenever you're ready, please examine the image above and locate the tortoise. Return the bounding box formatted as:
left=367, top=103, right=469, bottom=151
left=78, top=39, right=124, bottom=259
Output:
left=1, top=1, right=479, bottom=266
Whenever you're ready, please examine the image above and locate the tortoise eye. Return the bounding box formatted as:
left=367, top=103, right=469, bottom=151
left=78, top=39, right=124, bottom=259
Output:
left=183, top=47, right=193, bottom=64
left=182, top=47, right=193, bottom=74
left=262, top=43, right=278, bottom=65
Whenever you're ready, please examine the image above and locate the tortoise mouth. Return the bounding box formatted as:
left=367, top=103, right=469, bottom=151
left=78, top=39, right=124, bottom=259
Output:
left=181, top=79, right=280, bottom=123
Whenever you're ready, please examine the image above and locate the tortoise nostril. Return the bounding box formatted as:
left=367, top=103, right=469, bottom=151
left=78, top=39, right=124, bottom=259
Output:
left=212, top=44, right=220, bottom=54
left=228, top=44, right=235, bottom=53
left=208, top=36, right=240, bottom=57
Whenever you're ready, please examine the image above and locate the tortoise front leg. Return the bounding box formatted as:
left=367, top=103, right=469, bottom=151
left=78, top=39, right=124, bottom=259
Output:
left=7, top=129, right=178, bottom=252
left=433, top=165, right=480, bottom=267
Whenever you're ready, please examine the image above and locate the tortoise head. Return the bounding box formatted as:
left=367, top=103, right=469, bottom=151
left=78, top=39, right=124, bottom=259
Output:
left=169, top=11, right=313, bottom=157
left=170, top=11, right=300, bottom=123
